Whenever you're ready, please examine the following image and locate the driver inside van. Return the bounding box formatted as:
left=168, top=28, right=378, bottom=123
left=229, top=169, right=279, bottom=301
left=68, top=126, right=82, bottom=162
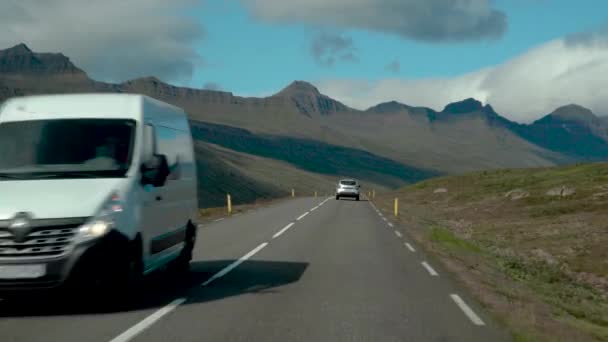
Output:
left=84, top=137, right=121, bottom=169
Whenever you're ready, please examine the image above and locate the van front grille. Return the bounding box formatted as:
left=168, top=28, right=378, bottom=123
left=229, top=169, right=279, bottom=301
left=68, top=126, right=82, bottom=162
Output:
left=0, top=217, right=88, bottom=258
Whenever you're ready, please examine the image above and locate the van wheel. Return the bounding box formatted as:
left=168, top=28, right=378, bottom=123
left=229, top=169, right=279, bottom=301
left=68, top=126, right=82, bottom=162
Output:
left=356, top=196, right=360, bottom=201
left=107, top=239, right=144, bottom=309
left=336, top=196, right=340, bottom=200
left=172, top=223, right=196, bottom=275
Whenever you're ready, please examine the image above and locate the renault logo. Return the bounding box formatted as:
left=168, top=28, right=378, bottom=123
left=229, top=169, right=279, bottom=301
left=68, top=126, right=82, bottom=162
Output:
left=9, top=212, right=33, bottom=242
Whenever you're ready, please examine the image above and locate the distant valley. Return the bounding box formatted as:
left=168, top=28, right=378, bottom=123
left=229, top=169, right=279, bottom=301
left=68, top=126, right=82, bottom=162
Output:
left=1, top=43, right=607, bottom=206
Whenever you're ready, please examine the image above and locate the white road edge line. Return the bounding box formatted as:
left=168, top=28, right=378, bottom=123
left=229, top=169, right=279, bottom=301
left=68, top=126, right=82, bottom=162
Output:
left=272, top=223, right=295, bottom=239
left=296, top=212, right=309, bottom=221
left=421, top=261, right=439, bottom=276
left=109, top=298, right=187, bottom=342
left=405, top=243, right=416, bottom=252
left=450, top=294, right=486, bottom=326
left=214, top=218, right=224, bottom=222
left=394, top=231, right=403, bottom=238
left=310, top=206, right=318, bottom=211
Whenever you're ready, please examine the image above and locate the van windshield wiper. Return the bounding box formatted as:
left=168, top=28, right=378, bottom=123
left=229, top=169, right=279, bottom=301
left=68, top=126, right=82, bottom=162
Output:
left=0, top=173, right=28, bottom=180
left=0, top=171, right=124, bottom=180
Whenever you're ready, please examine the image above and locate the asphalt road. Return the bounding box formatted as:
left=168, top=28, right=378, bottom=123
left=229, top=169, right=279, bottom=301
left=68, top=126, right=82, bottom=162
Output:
left=0, top=197, right=510, bottom=342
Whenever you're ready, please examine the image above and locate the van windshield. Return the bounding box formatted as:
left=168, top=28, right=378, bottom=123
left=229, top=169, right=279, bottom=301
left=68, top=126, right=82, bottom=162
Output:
left=340, top=180, right=357, bottom=186
left=0, top=119, right=136, bottom=179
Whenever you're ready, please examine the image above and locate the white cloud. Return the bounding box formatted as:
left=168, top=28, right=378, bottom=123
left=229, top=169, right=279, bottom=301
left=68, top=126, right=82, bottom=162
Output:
left=240, top=0, right=506, bottom=42
left=317, top=33, right=608, bottom=123
left=0, top=0, right=204, bottom=83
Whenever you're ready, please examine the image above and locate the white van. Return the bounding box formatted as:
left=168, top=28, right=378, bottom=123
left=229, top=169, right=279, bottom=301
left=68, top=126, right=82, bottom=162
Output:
left=0, top=94, right=198, bottom=300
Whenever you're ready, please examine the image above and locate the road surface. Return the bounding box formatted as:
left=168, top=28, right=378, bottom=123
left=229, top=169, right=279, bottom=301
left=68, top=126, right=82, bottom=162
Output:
left=0, top=197, right=510, bottom=342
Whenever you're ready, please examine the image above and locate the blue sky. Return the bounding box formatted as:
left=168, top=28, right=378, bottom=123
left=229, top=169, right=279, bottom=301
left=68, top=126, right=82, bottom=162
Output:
left=192, top=0, right=608, bottom=97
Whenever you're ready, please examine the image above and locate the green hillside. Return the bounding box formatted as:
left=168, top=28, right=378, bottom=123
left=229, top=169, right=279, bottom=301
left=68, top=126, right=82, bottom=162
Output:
left=375, top=163, right=608, bottom=341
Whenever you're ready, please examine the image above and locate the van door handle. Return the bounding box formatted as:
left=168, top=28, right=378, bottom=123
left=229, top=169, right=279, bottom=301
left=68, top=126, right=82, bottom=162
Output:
left=156, top=195, right=162, bottom=201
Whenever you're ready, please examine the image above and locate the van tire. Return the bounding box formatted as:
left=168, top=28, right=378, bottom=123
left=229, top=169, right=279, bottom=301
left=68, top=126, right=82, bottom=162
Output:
left=107, top=237, right=144, bottom=309
left=356, top=196, right=360, bottom=201
left=336, top=196, right=340, bottom=200
left=172, top=222, right=196, bottom=275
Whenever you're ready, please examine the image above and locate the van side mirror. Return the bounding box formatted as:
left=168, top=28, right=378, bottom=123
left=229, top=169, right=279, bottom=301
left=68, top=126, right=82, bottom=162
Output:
left=141, top=154, right=170, bottom=187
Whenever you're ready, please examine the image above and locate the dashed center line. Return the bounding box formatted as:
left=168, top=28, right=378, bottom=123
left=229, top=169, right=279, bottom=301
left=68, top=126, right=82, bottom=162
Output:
left=202, top=242, right=269, bottom=287
left=394, top=231, right=403, bottom=238
left=405, top=243, right=416, bottom=252
left=296, top=212, right=309, bottom=221
left=421, top=261, right=439, bottom=276
left=110, top=241, right=269, bottom=342
left=388, top=222, right=394, bottom=228
left=450, top=294, right=486, bottom=326
left=272, top=223, right=295, bottom=239
left=109, top=298, right=186, bottom=342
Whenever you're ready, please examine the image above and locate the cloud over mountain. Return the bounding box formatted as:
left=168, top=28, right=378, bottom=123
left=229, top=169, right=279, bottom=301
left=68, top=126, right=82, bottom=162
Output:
left=311, top=33, right=358, bottom=67
left=0, top=0, right=204, bottom=83
left=317, top=29, right=608, bottom=123
left=240, top=0, right=507, bottom=42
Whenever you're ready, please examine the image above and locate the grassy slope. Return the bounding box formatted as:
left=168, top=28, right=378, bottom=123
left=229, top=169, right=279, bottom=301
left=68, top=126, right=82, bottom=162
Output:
left=190, top=120, right=437, bottom=188
left=374, top=163, right=608, bottom=341
left=194, top=141, right=367, bottom=207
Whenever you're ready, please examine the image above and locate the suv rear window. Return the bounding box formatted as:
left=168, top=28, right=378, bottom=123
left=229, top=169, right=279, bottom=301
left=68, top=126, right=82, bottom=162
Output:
left=340, top=180, right=357, bottom=186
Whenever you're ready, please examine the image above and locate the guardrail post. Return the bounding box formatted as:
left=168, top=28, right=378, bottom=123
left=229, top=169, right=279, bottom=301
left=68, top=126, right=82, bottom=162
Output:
left=227, top=194, right=232, bottom=214
left=394, top=197, right=399, bottom=217
left=314, top=191, right=318, bottom=198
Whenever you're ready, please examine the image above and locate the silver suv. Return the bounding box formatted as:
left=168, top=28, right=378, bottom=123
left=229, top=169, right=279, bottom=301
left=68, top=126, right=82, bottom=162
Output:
left=336, top=179, right=361, bottom=201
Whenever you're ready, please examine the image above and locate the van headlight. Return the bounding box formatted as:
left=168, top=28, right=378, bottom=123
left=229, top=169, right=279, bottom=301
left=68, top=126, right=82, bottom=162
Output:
left=75, top=193, right=123, bottom=243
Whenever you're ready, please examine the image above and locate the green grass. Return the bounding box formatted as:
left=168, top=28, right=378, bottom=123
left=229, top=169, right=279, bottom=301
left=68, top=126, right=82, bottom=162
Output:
left=388, top=163, right=608, bottom=341
left=429, top=226, right=483, bottom=254
left=430, top=229, right=608, bottom=340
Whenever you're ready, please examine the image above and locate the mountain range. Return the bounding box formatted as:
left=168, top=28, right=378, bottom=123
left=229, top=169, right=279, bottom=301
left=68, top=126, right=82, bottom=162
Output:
left=1, top=44, right=607, bottom=205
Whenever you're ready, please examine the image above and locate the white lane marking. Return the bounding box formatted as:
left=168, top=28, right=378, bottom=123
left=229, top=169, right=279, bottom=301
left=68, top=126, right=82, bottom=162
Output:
left=296, top=212, right=309, bottom=221
left=202, top=242, right=269, bottom=287
left=109, top=298, right=187, bottom=342
left=450, top=294, right=486, bottom=326
left=310, top=206, right=318, bottom=211
left=112, top=241, right=270, bottom=342
left=272, top=223, right=295, bottom=239
left=421, top=261, right=439, bottom=276
left=382, top=217, right=387, bottom=222
left=214, top=218, right=224, bottom=222
left=405, top=243, right=416, bottom=252
left=388, top=222, right=394, bottom=228
left=394, top=231, right=403, bottom=238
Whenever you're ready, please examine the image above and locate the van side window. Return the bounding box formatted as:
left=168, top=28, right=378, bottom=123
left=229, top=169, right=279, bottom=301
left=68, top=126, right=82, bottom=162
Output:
left=143, top=124, right=157, bottom=163
left=155, top=126, right=182, bottom=180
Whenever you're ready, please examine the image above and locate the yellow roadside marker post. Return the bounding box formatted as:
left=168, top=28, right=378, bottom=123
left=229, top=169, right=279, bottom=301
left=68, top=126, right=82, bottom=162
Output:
left=394, top=197, right=399, bottom=217
left=292, top=189, right=295, bottom=198
left=227, top=194, right=232, bottom=214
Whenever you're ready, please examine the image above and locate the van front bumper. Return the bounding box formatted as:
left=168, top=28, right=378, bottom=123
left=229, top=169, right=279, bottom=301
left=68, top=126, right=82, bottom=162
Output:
left=0, top=231, right=129, bottom=294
